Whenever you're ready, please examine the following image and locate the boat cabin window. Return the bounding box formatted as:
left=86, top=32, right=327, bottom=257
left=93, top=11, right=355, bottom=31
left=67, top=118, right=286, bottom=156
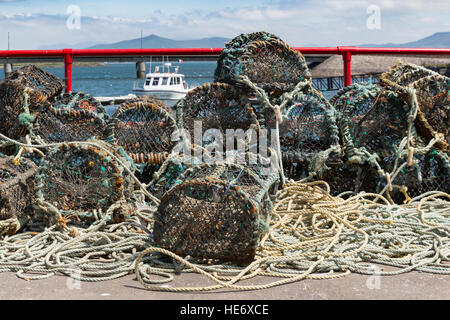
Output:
left=177, top=77, right=181, bottom=85
left=152, top=77, right=160, bottom=86
left=169, top=77, right=174, bottom=85
left=145, top=79, right=151, bottom=86
left=162, top=77, right=168, bottom=86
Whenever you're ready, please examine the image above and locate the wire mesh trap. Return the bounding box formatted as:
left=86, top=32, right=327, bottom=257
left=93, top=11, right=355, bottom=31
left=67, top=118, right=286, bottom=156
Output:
left=109, top=97, right=178, bottom=166
left=33, top=104, right=107, bottom=144
left=330, top=82, right=383, bottom=155
left=35, top=141, right=136, bottom=225
left=336, top=84, right=409, bottom=161
left=175, top=82, right=259, bottom=148
left=380, top=62, right=438, bottom=87
left=410, top=74, right=450, bottom=152
left=0, top=156, right=37, bottom=235
left=329, top=83, right=407, bottom=195
left=0, top=65, right=63, bottom=140
left=331, top=80, right=450, bottom=200
left=387, top=148, right=449, bottom=203
left=214, top=31, right=311, bottom=98
left=50, top=91, right=109, bottom=121
left=279, top=88, right=341, bottom=182
left=154, top=161, right=279, bottom=265
left=3, top=65, right=64, bottom=100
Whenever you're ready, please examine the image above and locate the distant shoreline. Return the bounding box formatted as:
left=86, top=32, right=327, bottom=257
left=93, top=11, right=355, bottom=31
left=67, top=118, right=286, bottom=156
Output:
left=0, top=62, right=105, bottom=68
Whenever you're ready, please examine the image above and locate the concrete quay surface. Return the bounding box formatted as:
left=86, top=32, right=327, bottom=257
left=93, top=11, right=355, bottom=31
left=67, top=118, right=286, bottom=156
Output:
left=0, top=269, right=448, bottom=300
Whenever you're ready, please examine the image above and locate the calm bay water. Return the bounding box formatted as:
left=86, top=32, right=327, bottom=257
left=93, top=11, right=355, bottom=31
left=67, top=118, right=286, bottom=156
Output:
left=1, top=61, right=336, bottom=99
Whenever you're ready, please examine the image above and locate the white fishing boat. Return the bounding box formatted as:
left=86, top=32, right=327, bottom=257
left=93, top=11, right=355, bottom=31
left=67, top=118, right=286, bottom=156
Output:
left=132, top=62, right=190, bottom=105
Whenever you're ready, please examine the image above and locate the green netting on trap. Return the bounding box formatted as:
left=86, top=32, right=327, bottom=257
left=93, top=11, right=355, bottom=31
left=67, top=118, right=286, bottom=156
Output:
left=178, top=160, right=280, bottom=198
left=330, top=84, right=409, bottom=195
left=175, top=82, right=259, bottom=147
left=0, top=156, right=37, bottom=235
left=146, top=155, right=188, bottom=200
left=330, top=82, right=382, bottom=108
left=108, top=97, right=178, bottom=166
left=154, top=161, right=279, bottom=264
left=50, top=91, right=109, bottom=121
left=336, top=86, right=408, bottom=159
left=36, top=141, right=135, bottom=221
left=278, top=88, right=340, bottom=181
left=33, top=104, right=107, bottom=144
left=315, top=83, right=387, bottom=195
left=410, top=74, right=450, bottom=152
left=214, top=32, right=311, bottom=98
left=330, top=82, right=383, bottom=157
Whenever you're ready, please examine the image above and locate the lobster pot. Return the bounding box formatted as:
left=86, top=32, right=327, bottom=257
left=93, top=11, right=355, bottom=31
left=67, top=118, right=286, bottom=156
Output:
left=146, top=142, right=229, bottom=200
left=332, top=79, right=450, bottom=201
left=380, top=62, right=438, bottom=87
left=279, top=89, right=340, bottom=181
left=411, top=74, right=449, bottom=151
left=154, top=162, right=279, bottom=264
left=51, top=91, right=109, bottom=121
left=121, top=95, right=174, bottom=115
left=2, top=65, right=64, bottom=99
left=175, top=82, right=259, bottom=149
left=0, top=157, right=37, bottom=235
left=36, top=141, right=135, bottom=224
left=109, top=98, right=177, bottom=166
left=388, top=149, right=449, bottom=203
left=33, top=105, right=107, bottom=144
left=331, top=82, right=383, bottom=158
left=330, top=82, right=382, bottom=110
left=335, top=86, right=410, bottom=162
left=0, top=65, right=64, bottom=140
left=214, top=31, right=311, bottom=98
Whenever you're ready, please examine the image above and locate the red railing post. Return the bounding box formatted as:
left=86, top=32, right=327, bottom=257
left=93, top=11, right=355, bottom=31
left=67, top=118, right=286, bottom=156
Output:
left=342, top=50, right=352, bottom=87
left=63, top=48, right=73, bottom=93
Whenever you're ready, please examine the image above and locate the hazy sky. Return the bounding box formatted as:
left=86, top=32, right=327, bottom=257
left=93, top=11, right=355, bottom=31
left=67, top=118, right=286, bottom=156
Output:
left=0, top=0, right=449, bottom=49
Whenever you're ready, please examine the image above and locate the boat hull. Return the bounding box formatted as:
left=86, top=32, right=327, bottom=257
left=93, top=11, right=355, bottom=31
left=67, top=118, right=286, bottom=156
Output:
left=132, top=89, right=187, bottom=101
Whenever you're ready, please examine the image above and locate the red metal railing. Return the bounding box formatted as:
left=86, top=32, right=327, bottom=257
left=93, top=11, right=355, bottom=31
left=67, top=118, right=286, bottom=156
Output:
left=1, top=47, right=449, bottom=92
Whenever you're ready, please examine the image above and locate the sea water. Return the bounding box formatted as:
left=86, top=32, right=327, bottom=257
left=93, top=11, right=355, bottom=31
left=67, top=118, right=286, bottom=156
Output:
left=0, top=61, right=336, bottom=102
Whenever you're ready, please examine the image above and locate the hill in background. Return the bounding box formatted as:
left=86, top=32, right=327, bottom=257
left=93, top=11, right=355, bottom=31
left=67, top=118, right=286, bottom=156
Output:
left=360, top=31, right=450, bottom=48
left=88, top=32, right=449, bottom=49
left=88, top=34, right=231, bottom=49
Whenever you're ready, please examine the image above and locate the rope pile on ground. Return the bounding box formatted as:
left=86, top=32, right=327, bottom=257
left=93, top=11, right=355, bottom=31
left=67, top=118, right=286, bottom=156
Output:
left=135, top=181, right=449, bottom=292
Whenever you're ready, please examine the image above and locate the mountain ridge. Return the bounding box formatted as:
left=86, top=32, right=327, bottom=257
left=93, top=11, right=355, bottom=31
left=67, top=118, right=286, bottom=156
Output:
left=37, top=31, right=450, bottom=49
left=359, top=31, right=450, bottom=48
left=87, top=34, right=232, bottom=49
